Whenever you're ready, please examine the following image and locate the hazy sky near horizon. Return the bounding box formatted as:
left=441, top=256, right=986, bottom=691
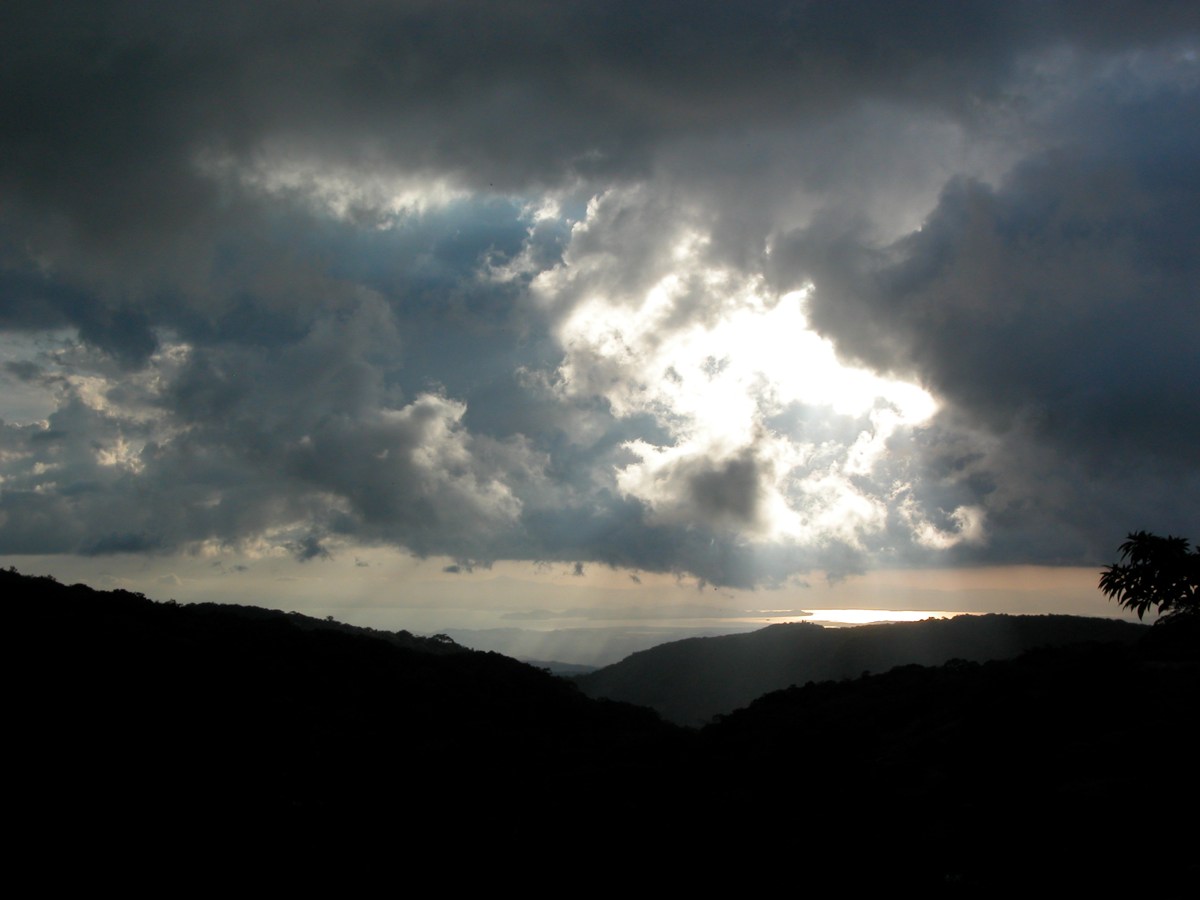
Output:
left=2, top=2, right=1197, bottom=623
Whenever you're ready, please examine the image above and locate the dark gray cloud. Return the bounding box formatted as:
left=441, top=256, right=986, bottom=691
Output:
left=785, top=89, right=1200, bottom=561
left=1, top=2, right=1198, bottom=584
left=6, top=2, right=1193, bottom=249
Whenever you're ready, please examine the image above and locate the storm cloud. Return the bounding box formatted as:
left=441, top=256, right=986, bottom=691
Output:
left=2, top=1, right=1197, bottom=586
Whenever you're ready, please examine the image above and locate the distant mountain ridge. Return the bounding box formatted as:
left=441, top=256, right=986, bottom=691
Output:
left=574, top=613, right=1147, bottom=725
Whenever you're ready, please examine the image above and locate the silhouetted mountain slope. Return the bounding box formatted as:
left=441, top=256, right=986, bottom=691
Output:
left=574, top=614, right=1148, bottom=725
left=5, top=568, right=685, bottom=839
left=10, top=566, right=1197, bottom=892
left=698, top=627, right=1200, bottom=892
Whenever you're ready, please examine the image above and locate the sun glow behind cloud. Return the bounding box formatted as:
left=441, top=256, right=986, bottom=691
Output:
left=4, top=3, right=1197, bottom=607
left=552, top=227, right=939, bottom=545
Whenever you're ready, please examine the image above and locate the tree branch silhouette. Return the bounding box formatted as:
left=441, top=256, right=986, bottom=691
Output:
left=1099, top=531, right=1200, bottom=621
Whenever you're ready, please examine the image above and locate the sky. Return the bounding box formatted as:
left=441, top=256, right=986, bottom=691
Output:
left=2, top=2, right=1197, bottom=654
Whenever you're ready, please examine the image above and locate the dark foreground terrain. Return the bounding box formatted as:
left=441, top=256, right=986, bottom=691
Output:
left=8, top=567, right=1198, bottom=893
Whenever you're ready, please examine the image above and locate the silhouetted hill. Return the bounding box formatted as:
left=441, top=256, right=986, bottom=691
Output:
left=523, top=658, right=599, bottom=676
left=9, top=566, right=1197, bottom=892
left=698, top=627, right=1200, bottom=892
left=5, top=568, right=685, bottom=843
left=574, top=614, right=1148, bottom=725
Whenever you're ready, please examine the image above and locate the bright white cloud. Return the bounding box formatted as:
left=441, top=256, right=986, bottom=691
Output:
left=2, top=2, right=1197, bottom=587
left=539, top=194, right=939, bottom=548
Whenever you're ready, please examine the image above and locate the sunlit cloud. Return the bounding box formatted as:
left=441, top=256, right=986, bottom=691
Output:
left=194, top=147, right=468, bottom=224
left=1, top=2, right=1196, bottom=602
left=546, top=205, right=939, bottom=548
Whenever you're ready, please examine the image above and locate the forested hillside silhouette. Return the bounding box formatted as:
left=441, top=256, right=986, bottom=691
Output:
left=7, top=568, right=682, bottom=835
left=8, top=566, right=1197, bottom=892
left=575, top=614, right=1147, bottom=725
left=699, top=630, right=1200, bottom=892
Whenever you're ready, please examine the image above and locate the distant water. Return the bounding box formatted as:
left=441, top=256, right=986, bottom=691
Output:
left=620, top=608, right=963, bottom=630
left=762, top=608, right=962, bottom=627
